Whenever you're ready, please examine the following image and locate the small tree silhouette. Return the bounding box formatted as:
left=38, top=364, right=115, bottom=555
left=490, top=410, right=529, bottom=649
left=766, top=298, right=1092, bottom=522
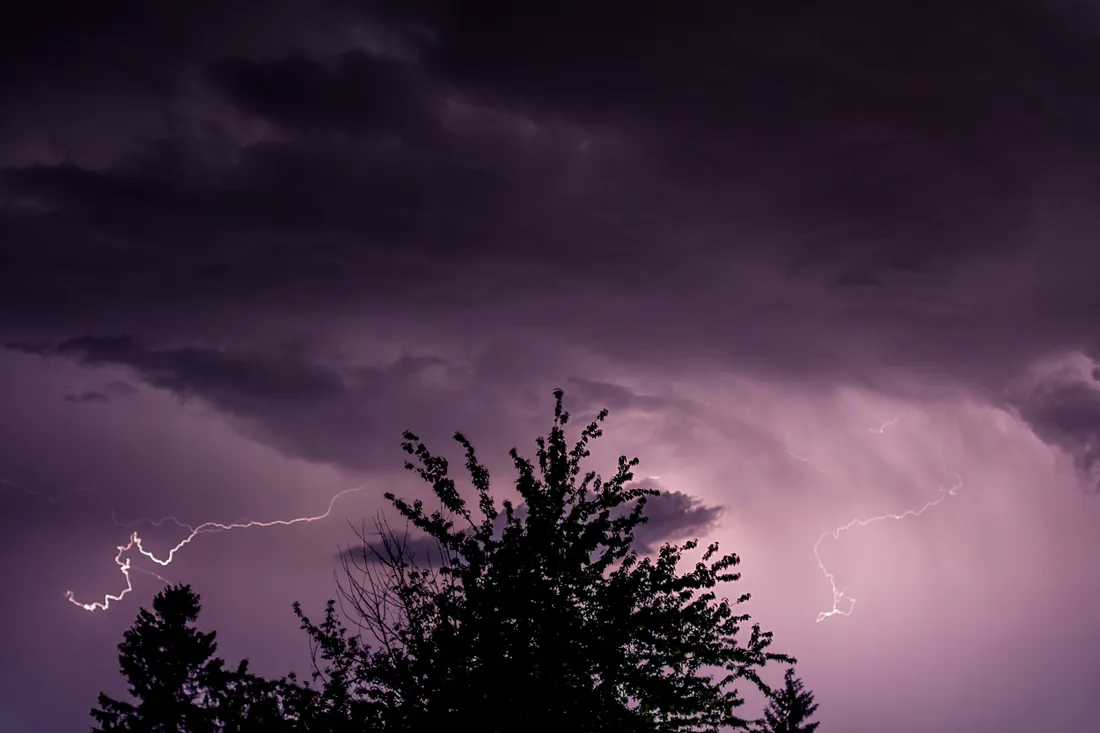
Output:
left=756, top=668, right=820, bottom=733
left=91, top=584, right=305, bottom=732
left=92, top=584, right=227, bottom=732
left=296, top=388, right=797, bottom=731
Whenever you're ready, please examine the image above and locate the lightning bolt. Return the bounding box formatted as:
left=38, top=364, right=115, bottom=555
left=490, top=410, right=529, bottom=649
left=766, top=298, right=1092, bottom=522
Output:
left=785, top=450, right=829, bottom=473
left=3, top=477, right=368, bottom=612
left=813, top=471, right=962, bottom=622
left=782, top=416, right=965, bottom=622
left=866, top=416, right=899, bottom=435
left=65, top=485, right=368, bottom=612
left=783, top=416, right=898, bottom=474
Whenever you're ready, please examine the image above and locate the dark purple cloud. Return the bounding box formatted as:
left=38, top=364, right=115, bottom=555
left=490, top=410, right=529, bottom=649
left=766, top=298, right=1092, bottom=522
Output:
left=562, top=377, right=670, bottom=415
left=105, top=380, right=139, bottom=397
left=1012, top=369, right=1100, bottom=488
left=2, top=0, right=1096, bottom=404
left=343, top=481, right=722, bottom=565
left=206, top=50, right=442, bottom=140
left=629, top=485, right=724, bottom=552
left=63, top=389, right=109, bottom=403
left=6, top=336, right=697, bottom=474
left=59, top=379, right=138, bottom=403
left=4, top=2, right=1100, bottom=732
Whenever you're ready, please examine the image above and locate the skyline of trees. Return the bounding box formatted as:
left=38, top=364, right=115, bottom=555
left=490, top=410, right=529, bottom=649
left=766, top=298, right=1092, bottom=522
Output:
left=92, top=389, right=817, bottom=732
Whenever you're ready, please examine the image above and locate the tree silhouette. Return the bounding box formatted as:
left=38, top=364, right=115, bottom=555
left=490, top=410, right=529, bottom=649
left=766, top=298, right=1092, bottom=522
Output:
left=295, top=388, right=798, bottom=731
left=756, top=668, right=820, bottom=733
left=91, top=584, right=307, bottom=732
left=93, top=391, right=812, bottom=731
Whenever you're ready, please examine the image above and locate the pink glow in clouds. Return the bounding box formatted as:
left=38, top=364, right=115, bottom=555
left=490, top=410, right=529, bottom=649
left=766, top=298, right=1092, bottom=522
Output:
left=6, top=3, right=1100, bottom=731
left=3, top=347, right=1100, bottom=733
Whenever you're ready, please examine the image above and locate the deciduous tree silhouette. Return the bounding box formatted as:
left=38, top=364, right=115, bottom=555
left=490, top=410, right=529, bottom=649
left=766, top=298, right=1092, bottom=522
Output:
left=296, top=388, right=798, bottom=731
left=94, top=391, right=812, bottom=731
left=755, top=668, right=820, bottom=733
left=91, top=584, right=308, bottom=732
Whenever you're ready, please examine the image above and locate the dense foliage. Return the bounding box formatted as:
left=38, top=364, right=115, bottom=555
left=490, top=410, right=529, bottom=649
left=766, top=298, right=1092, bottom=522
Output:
left=755, top=668, right=820, bottom=733
left=91, top=585, right=308, bottom=732
left=93, top=390, right=805, bottom=732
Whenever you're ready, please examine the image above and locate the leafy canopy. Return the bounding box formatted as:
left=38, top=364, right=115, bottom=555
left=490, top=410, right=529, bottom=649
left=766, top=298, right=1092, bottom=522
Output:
left=296, top=388, right=794, bottom=731
left=93, top=390, right=803, bottom=732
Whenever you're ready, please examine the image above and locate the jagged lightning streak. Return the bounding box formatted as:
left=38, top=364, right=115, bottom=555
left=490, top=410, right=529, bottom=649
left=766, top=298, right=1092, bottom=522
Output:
left=65, top=485, right=368, bottom=612
left=783, top=415, right=965, bottom=622
left=813, top=471, right=962, bottom=622
left=785, top=450, right=829, bottom=473
left=783, top=417, right=899, bottom=474
left=866, top=416, right=899, bottom=435
left=2, top=477, right=181, bottom=591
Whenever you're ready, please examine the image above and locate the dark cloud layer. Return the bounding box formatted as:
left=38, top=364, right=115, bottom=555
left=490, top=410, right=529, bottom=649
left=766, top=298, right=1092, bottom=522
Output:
left=5, top=4, right=1100, bottom=731
left=3, top=1, right=1100, bottom=482
left=7, top=336, right=691, bottom=475
left=1, top=3, right=1096, bottom=359
left=207, top=49, right=442, bottom=139
left=56, top=335, right=346, bottom=403
left=63, top=390, right=109, bottom=404
left=562, top=377, right=669, bottom=415
left=1014, top=372, right=1100, bottom=487
left=343, top=483, right=722, bottom=565
left=630, top=485, right=724, bottom=552
left=105, top=380, right=139, bottom=397
left=9, top=336, right=459, bottom=471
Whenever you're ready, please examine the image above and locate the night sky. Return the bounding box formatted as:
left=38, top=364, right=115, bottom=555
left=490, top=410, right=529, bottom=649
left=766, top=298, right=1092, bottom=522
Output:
left=3, top=2, right=1100, bottom=731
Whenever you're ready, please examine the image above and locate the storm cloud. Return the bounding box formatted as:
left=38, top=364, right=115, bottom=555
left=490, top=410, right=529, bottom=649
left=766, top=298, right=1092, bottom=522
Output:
left=342, top=482, right=723, bottom=564
left=6, top=336, right=689, bottom=473
left=4, top=2, right=1100, bottom=732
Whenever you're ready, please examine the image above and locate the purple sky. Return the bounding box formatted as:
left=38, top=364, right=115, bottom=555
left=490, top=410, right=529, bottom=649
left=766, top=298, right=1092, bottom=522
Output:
left=3, top=2, right=1100, bottom=730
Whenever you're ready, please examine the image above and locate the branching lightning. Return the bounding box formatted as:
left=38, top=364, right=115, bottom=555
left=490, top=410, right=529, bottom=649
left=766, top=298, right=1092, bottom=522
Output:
left=783, top=416, right=965, bottom=622
left=12, top=408, right=944, bottom=619
left=813, top=471, right=962, bottom=622
left=66, top=485, right=368, bottom=612
left=3, top=477, right=368, bottom=612
left=783, top=416, right=900, bottom=475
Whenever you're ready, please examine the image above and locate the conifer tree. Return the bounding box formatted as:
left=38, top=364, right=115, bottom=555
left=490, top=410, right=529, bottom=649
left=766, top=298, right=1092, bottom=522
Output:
left=91, top=584, right=305, bottom=732
left=756, top=668, right=820, bottom=733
